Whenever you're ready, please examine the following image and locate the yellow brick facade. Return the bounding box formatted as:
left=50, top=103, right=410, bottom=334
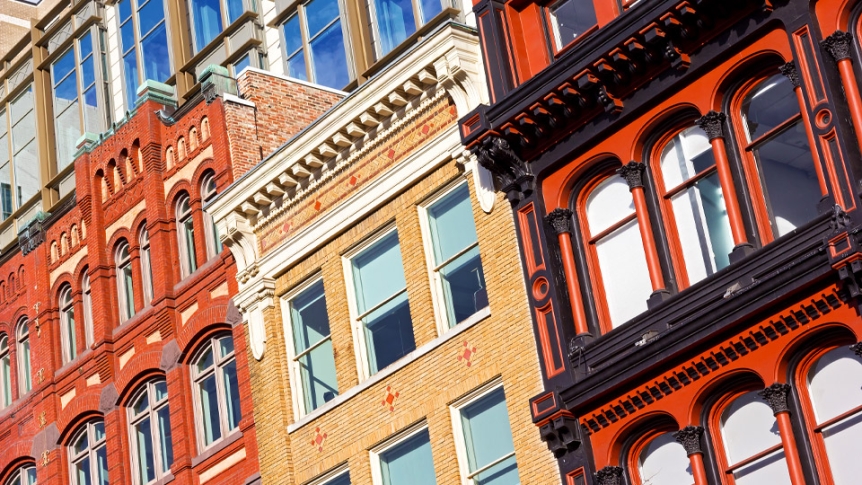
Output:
left=246, top=149, right=558, bottom=484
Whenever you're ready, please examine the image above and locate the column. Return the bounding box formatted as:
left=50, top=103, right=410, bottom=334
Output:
left=674, top=426, right=709, bottom=485
left=595, top=465, right=624, bottom=485
left=779, top=61, right=828, bottom=196
left=544, top=208, right=590, bottom=336
left=759, top=383, right=806, bottom=485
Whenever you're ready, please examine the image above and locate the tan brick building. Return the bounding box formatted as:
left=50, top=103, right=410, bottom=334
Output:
left=211, top=23, right=559, bottom=485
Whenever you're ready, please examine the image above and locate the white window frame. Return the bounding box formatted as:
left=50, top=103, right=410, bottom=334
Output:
left=69, top=420, right=108, bottom=485
left=82, top=273, right=94, bottom=348
left=307, top=464, right=350, bottom=485
left=116, top=242, right=135, bottom=322
left=5, top=465, right=36, bottom=485
left=0, top=334, right=10, bottom=408
left=190, top=334, right=241, bottom=452
left=449, top=378, right=516, bottom=485
left=369, top=421, right=432, bottom=485
left=176, top=194, right=197, bottom=278
left=59, top=284, right=77, bottom=363
left=417, top=180, right=486, bottom=334
left=127, top=379, right=172, bottom=485
left=341, top=225, right=410, bottom=382
left=281, top=275, right=337, bottom=419
left=16, top=318, right=30, bottom=395
left=279, top=0, right=355, bottom=87
left=139, top=228, right=154, bottom=304
left=201, top=174, right=222, bottom=260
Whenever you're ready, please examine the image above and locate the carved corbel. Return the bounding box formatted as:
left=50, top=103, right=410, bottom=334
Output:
left=218, top=211, right=259, bottom=284
left=538, top=413, right=581, bottom=458
left=779, top=62, right=801, bottom=88
left=454, top=149, right=495, bottom=214
left=643, top=26, right=690, bottom=70
left=595, top=466, right=624, bottom=485
left=237, top=278, right=276, bottom=361
left=472, top=135, right=534, bottom=204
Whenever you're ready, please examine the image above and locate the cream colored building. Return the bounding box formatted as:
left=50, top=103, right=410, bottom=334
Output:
left=210, top=22, right=559, bottom=485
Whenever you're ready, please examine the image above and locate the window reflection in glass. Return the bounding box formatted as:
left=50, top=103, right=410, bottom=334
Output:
left=70, top=421, right=109, bottom=485
left=719, top=391, right=791, bottom=485
left=637, top=433, right=692, bottom=485
left=459, top=388, right=519, bottom=485
left=379, top=429, right=436, bottom=485
left=128, top=380, right=173, bottom=484
left=192, top=334, right=241, bottom=449
left=283, top=0, right=351, bottom=89
left=289, top=280, right=339, bottom=414
left=548, top=0, right=597, bottom=50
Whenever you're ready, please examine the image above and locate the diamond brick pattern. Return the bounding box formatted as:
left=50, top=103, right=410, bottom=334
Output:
left=381, top=386, right=400, bottom=412
left=458, top=341, right=478, bottom=367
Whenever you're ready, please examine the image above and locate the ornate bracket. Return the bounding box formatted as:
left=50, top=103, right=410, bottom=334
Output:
left=472, top=135, right=534, bottom=204
left=822, top=31, right=853, bottom=62
left=695, top=111, right=727, bottom=140
left=779, top=62, right=801, bottom=88
left=759, top=383, right=792, bottom=415
left=851, top=341, right=862, bottom=357
left=674, top=426, right=704, bottom=455
left=595, top=466, right=624, bottom=485
left=617, top=161, right=645, bottom=190
left=538, top=413, right=581, bottom=458
left=545, top=208, right=574, bottom=235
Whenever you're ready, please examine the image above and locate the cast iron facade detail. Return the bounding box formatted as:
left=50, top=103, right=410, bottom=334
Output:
left=545, top=209, right=575, bottom=235
left=822, top=30, right=853, bottom=60
left=617, top=162, right=645, bottom=190
left=759, top=383, right=793, bottom=415
left=695, top=111, right=727, bottom=140
left=674, top=426, right=704, bottom=456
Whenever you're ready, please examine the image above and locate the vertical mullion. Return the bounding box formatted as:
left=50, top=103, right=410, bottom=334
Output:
left=298, top=5, right=313, bottom=83
left=74, top=36, right=86, bottom=137
left=134, top=0, right=145, bottom=87
left=4, top=106, right=15, bottom=215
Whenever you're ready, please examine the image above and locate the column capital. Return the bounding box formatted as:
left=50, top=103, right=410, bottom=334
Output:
left=759, top=383, right=792, bottom=415
left=779, top=61, right=801, bottom=88
left=674, top=426, right=705, bottom=456
left=822, top=31, right=853, bottom=61
left=695, top=111, right=727, bottom=140
left=595, top=466, right=624, bottom=485
left=617, top=161, right=645, bottom=190
left=545, top=208, right=574, bottom=235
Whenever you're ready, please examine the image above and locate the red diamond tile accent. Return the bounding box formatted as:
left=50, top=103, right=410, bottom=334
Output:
left=349, top=175, right=358, bottom=186
left=458, top=341, right=478, bottom=367
left=282, top=222, right=291, bottom=234
left=387, top=149, right=396, bottom=159
left=310, top=427, right=328, bottom=452
left=313, top=200, right=322, bottom=211
left=381, top=386, right=400, bottom=412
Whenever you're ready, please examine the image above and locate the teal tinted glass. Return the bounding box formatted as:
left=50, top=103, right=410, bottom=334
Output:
left=380, top=429, right=436, bottom=485
left=461, top=388, right=519, bottom=485
left=428, top=184, right=477, bottom=264
left=352, top=232, right=406, bottom=313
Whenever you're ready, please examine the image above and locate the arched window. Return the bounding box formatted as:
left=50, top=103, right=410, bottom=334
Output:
left=69, top=420, right=108, bottom=485
left=0, top=334, right=10, bottom=407
left=580, top=173, right=652, bottom=328
left=653, top=124, right=734, bottom=286
left=82, top=273, right=93, bottom=348
left=803, top=346, right=862, bottom=483
left=715, top=390, right=791, bottom=484
left=139, top=228, right=154, bottom=304
left=177, top=194, right=197, bottom=277
left=128, top=379, right=174, bottom=484
left=201, top=174, right=222, bottom=259
left=736, top=72, right=820, bottom=240
left=4, top=465, right=36, bottom=485
left=60, top=284, right=77, bottom=363
left=16, top=318, right=30, bottom=395
left=631, top=431, right=692, bottom=485
left=191, top=333, right=242, bottom=449
left=116, top=241, right=136, bottom=322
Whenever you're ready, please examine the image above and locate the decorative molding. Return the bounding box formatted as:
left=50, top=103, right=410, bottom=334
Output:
left=455, top=150, right=495, bottom=213
left=473, top=135, right=534, bottom=203
left=822, top=31, right=853, bottom=61
left=236, top=278, right=276, bottom=361
left=829, top=205, right=851, bottom=232
left=779, top=62, right=800, bottom=88
left=595, top=466, right=624, bottom=485
left=18, top=211, right=49, bottom=256
left=617, top=161, right=645, bottom=190
left=674, top=426, right=704, bottom=455
left=545, top=208, right=574, bottom=235
left=538, top=413, right=580, bottom=458
left=850, top=342, right=862, bottom=357
left=758, top=383, right=792, bottom=415
left=695, top=111, right=727, bottom=140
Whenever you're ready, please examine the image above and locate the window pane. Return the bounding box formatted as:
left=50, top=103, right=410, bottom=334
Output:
left=660, top=126, right=714, bottom=189
left=76, top=456, right=93, bottom=485
left=585, top=176, right=635, bottom=235
left=720, top=391, right=782, bottom=465
left=222, top=359, right=242, bottom=430
left=141, top=23, right=172, bottom=83
left=752, top=121, right=819, bottom=237
left=291, top=281, right=338, bottom=411
left=283, top=16, right=303, bottom=55
left=79, top=34, right=93, bottom=58
left=364, top=292, right=414, bottom=374
left=196, top=346, right=214, bottom=373
left=218, top=335, right=234, bottom=357
left=226, top=0, right=244, bottom=24
left=1, top=354, right=10, bottom=407
left=157, top=405, right=174, bottom=472
left=742, top=74, right=798, bottom=141
left=138, top=0, right=163, bottom=35
left=81, top=55, right=95, bottom=88
left=380, top=429, right=436, bottom=485
left=135, top=417, right=156, bottom=483
left=191, top=0, right=224, bottom=51
left=549, top=0, right=597, bottom=49
left=121, top=20, right=136, bottom=53
left=732, top=449, right=791, bottom=485
left=65, top=307, right=77, bottom=361
left=670, top=172, right=733, bottom=283
left=309, top=22, right=350, bottom=89
left=123, top=50, right=139, bottom=104
left=123, top=263, right=135, bottom=318
left=20, top=338, right=30, bottom=393
left=373, top=0, right=416, bottom=56
left=53, top=49, right=77, bottom=82
left=96, top=445, right=109, bottom=485
left=460, top=388, right=519, bottom=485
left=352, top=232, right=407, bottom=313
left=133, top=392, right=149, bottom=415
left=119, top=0, right=133, bottom=21
left=83, top=86, right=101, bottom=134
left=94, top=421, right=105, bottom=440
left=637, top=433, right=693, bottom=485
left=184, top=219, right=197, bottom=273
left=418, top=0, right=442, bottom=22
left=287, top=51, right=308, bottom=81
left=595, top=219, right=651, bottom=327
left=808, top=347, right=862, bottom=423
left=440, top=247, right=486, bottom=325
left=11, top=88, right=39, bottom=206
left=233, top=54, right=251, bottom=75
left=199, top=374, right=222, bottom=444
left=306, top=0, right=340, bottom=34
left=299, top=340, right=338, bottom=411
left=428, top=184, right=477, bottom=263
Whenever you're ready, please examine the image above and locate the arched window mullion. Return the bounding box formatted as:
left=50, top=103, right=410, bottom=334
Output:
left=16, top=318, right=31, bottom=395
left=176, top=194, right=197, bottom=278
left=59, top=285, right=77, bottom=363
left=116, top=242, right=136, bottom=322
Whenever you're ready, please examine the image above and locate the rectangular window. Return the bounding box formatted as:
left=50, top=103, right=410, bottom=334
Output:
left=546, top=0, right=597, bottom=52
left=286, top=279, right=339, bottom=416
left=422, top=182, right=487, bottom=329
left=373, top=426, right=436, bottom=485
left=347, top=230, right=415, bottom=378
left=189, top=0, right=249, bottom=52
left=281, top=0, right=352, bottom=90
left=453, top=385, right=519, bottom=485
left=368, top=0, right=448, bottom=57
left=51, top=30, right=111, bottom=170
left=117, top=0, right=173, bottom=105
left=309, top=467, right=351, bottom=485
left=0, top=85, right=40, bottom=220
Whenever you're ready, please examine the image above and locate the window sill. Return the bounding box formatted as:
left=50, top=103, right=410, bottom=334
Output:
left=149, top=472, right=175, bottom=485
left=54, top=348, right=93, bottom=380
left=287, top=306, right=491, bottom=433
left=191, top=430, right=243, bottom=467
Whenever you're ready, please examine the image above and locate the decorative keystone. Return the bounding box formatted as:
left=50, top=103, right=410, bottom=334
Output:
left=595, top=466, right=624, bottom=485
left=759, top=383, right=792, bottom=415
left=617, top=161, right=645, bottom=190
left=545, top=208, right=574, bottom=235
left=674, top=426, right=704, bottom=455
left=695, top=111, right=727, bottom=140
left=200, top=64, right=238, bottom=104
left=135, top=80, right=178, bottom=108
left=779, top=62, right=800, bottom=88
left=822, top=31, right=853, bottom=61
